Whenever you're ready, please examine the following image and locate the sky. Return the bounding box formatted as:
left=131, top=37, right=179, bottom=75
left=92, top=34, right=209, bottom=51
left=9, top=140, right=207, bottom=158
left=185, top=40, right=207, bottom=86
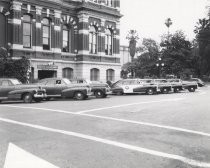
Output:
left=120, top=0, right=208, bottom=46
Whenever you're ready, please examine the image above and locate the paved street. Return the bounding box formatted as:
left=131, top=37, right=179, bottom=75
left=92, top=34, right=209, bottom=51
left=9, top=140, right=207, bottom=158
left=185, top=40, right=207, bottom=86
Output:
left=0, top=86, right=210, bottom=168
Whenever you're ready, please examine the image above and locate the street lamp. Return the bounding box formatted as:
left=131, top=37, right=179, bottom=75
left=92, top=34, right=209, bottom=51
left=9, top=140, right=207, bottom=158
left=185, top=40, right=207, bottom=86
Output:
left=156, top=57, right=164, bottom=78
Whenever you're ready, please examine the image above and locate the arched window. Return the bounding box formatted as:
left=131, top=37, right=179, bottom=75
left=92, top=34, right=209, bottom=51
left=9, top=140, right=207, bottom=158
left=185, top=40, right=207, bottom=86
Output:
left=42, top=18, right=51, bottom=50
left=62, top=25, right=70, bottom=52
left=62, top=68, right=74, bottom=79
left=105, top=29, right=113, bottom=55
left=90, top=68, right=100, bottom=81
left=23, top=14, right=32, bottom=48
left=89, top=26, right=98, bottom=54
left=0, top=13, right=6, bottom=48
left=106, top=69, right=115, bottom=81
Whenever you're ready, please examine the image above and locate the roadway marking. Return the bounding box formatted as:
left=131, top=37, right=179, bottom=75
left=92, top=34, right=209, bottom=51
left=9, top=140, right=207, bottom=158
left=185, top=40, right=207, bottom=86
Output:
left=82, top=113, right=210, bottom=138
left=2, top=99, right=210, bottom=138
left=0, top=117, right=210, bottom=168
left=198, top=91, right=207, bottom=95
left=76, top=98, right=184, bottom=114
left=4, top=143, right=59, bottom=168
left=0, top=105, right=76, bottom=115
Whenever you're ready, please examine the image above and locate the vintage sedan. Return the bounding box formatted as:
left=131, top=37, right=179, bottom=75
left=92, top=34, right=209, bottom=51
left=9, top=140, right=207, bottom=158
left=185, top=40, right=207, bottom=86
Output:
left=150, top=79, right=172, bottom=94
left=37, top=78, right=91, bottom=100
left=70, top=79, right=111, bottom=98
left=0, top=78, right=46, bottom=103
left=111, top=79, right=158, bottom=95
left=167, top=79, right=198, bottom=92
left=187, top=78, right=205, bottom=87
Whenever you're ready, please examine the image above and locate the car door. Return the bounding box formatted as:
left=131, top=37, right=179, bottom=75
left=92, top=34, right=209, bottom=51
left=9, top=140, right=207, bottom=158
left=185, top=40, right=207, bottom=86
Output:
left=41, top=79, right=57, bottom=97
left=0, top=80, right=15, bottom=98
left=53, top=79, right=67, bottom=95
left=122, top=80, right=141, bottom=93
left=132, top=80, right=145, bottom=93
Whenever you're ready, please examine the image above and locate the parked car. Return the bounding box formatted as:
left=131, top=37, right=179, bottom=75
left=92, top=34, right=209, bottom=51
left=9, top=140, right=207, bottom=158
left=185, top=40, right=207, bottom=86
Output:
left=37, top=78, right=91, bottom=100
left=0, top=78, right=46, bottom=103
left=70, top=79, right=111, bottom=98
left=186, top=78, right=205, bottom=87
left=111, top=79, right=158, bottom=95
left=167, top=79, right=198, bottom=92
left=152, top=79, right=172, bottom=94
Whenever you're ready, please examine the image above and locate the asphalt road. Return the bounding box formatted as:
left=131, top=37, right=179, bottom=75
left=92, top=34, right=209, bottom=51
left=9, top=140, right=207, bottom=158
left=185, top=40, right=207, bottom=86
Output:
left=0, top=86, right=210, bottom=168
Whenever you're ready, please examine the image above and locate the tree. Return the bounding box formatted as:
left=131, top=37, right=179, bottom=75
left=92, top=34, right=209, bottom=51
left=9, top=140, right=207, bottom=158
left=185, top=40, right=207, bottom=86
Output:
left=160, top=30, right=196, bottom=78
left=0, top=47, right=30, bottom=83
left=165, top=18, right=173, bottom=44
left=126, top=30, right=139, bottom=61
left=126, top=30, right=139, bottom=77
left=122, top=38, right=160, bottom=78
left=194, top=18, right=210, bottom=76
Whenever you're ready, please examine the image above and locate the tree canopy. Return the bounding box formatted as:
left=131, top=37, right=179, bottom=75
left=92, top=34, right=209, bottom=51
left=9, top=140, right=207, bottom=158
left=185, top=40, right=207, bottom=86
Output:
left=122, top=31, right=199, bottom=79
left=0, top=47, right=30, bottom=83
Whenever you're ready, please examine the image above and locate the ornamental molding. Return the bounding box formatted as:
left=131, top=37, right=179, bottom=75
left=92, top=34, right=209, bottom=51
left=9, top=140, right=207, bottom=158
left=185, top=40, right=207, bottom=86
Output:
left=10, top=1, right=22, bottom=11
left=61, top=15, right=78, bottom=31
left=0, top=6, right=10, bottom=16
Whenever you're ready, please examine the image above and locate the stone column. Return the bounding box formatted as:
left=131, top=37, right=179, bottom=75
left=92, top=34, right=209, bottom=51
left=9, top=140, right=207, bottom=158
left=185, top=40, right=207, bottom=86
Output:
left=34, top=6, right=42, bottom=51
left=78, top=12, right=89, bottom=55
left=9, top=1, right=22, bottom=50
left=98, top=19, right=105, bottom=56
left=53, top=10, right=61, bottom=53
left=113, top=21, right=120, bottom=57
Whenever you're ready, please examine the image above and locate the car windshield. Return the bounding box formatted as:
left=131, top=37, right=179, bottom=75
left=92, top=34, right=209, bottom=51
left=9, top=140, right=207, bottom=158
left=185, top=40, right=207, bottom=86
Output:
left=168, top=79, right=180, bottom=82
left=63, top=78, right=71, bottom=85
left=155, top=80, right=167, bottom=83
left=10, top=79, right=22, bottom=85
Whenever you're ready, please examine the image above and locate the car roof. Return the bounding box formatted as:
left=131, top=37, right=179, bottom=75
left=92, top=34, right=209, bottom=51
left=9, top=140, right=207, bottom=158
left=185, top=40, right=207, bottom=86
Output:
left=39, top=78, right=68, bottom=81
left=0, top=78, right=18, bottom=81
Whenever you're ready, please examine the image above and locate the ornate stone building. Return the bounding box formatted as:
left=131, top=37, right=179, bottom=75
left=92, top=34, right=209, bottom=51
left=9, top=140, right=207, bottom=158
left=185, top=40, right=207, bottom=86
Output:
left=0, top=0, right=121, bottom=82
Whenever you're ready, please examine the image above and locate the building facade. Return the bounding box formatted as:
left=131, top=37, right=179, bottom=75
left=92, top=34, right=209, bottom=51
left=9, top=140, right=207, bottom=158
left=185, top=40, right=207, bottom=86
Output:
left=0, top=0, right=121, bottom=82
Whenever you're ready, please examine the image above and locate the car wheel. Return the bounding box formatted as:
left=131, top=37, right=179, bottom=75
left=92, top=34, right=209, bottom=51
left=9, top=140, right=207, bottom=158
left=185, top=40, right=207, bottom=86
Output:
left=74, top=92, right=85, bottom=100
left=174, top=88, right=179, bottom=93
left=34, top=98, right=42, bottom=102
left=147, top=88, right=154, bottom=95
left=23, top=93, right=33, bottom=103
left=116, top=91, right=123, bottom=95
left=45, top=97, right=52, bottom=101
left=103, top=94, right=108, bottom=98
left=188, top=87, right=195, bottom=92
left=161, top=88, right=169, bottom=94
left=95, top=90, right=105, bottom=98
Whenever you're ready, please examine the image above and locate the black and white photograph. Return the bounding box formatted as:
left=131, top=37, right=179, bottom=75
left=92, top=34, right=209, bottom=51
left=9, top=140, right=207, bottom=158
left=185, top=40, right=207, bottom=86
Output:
left=0, top=0, right=210, bottom=167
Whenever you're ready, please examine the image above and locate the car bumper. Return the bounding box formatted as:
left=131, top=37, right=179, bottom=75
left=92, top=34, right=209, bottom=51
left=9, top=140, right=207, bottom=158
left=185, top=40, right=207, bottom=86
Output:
left=34, top=93, right=47, bottom=98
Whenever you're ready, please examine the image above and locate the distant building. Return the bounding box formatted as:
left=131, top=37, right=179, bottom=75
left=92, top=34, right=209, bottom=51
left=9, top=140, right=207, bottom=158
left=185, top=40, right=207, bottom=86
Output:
left=0, top=0, right=121, bottom=82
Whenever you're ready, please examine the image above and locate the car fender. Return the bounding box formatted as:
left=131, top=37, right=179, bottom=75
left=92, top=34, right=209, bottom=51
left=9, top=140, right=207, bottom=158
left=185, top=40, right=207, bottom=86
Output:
left=91, top=87, right=106, bottom=93
left=61, top=87, right=88, bottom=98
left=8, top=89, right=36, bottom=99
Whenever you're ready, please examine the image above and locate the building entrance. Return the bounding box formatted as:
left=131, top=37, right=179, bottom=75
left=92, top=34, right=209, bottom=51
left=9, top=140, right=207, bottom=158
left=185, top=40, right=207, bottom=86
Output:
left=38, top=70, right=57, bottom=80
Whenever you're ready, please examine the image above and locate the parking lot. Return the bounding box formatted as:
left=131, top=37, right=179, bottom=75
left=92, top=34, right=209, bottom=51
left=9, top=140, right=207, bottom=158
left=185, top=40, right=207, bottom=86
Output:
left=0, top=86, right=210, bottom=168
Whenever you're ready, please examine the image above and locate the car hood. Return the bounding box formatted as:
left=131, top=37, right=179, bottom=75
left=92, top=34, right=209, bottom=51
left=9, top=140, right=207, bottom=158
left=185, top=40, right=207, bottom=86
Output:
left=15, top=84, right=43, bottom=89
left=182, top=81, right=197, bottom=85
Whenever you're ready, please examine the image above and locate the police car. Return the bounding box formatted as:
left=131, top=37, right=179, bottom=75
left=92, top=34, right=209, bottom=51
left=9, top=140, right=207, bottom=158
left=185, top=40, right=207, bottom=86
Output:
left=111, top=79, right=158, bottom=95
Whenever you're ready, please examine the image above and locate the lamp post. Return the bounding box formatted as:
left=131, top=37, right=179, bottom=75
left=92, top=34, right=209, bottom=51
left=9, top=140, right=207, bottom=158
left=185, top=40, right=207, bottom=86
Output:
left=156, top=57, right=164, bottom=78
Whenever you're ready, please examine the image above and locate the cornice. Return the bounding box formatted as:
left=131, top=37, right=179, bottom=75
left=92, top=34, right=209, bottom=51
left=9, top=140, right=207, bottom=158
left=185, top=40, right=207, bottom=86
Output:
left=76, top=1, right=122, bottom=18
